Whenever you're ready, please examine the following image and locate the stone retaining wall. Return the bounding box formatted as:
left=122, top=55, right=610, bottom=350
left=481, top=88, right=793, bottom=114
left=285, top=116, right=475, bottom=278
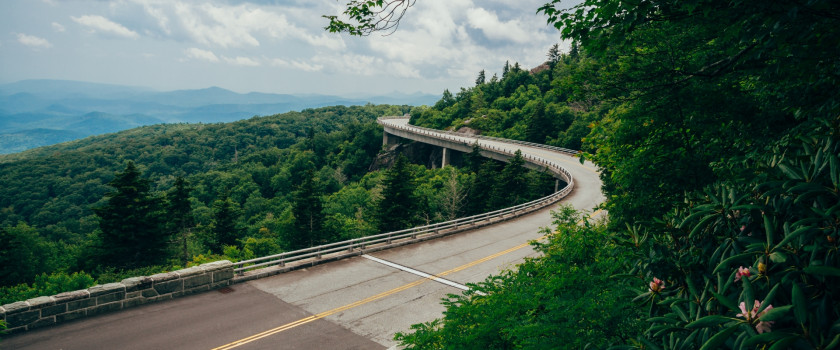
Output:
left=0, top=260, right=233, bottom=334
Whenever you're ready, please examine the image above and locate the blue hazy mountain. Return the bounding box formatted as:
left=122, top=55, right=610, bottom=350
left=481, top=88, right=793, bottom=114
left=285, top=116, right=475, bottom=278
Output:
left=0, top=80, right=439, bottom=154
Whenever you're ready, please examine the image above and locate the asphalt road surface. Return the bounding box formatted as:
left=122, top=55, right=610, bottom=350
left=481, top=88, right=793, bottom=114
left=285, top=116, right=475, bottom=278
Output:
left=2, top=120, right=603, bottom=350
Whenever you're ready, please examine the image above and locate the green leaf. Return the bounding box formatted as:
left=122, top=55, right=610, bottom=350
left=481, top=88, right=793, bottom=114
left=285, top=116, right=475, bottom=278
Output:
left=742, top=277, right=755, bottom=312
left=767, top=336, right=799, bottom=350
left=792, top=283, right=807, bottom=324
left=769, top=251, right=787, bottom=263
left=745, top=332, right=796, bottom=347
left=690, top=214, right=719, bottom=238
left=685, top=315, right=738, bottom=329
left=758, top=284, right=780, bottom=314
left=637, top=336, right=663, bottom=350
left=730, top=204, right=761, bottom=211
left=759, top=305, right=792, bottom=322
left=763, top=214, right=775, bottom=247
left=825, top=333, right=840, bottom=350
left=671, top=303, right=689, bottom=322
left=803, top=266, right=840, bottom=277
left=680, top=209, right=713, bottom=228
left=699, top=325, right=739, bottom=350
left=711, top=290, right=739, bottom=312
left=714, top=252, right=755, bottom=274
left=773, top=226, right=813, bottom=250
left=773, top=226, right=813, bottom=251
left=777, top=163, right=802, bottom=180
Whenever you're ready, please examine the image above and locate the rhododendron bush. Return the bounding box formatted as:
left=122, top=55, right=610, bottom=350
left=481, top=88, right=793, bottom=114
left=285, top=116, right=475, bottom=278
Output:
left=626, top=131, right=840, bottom=349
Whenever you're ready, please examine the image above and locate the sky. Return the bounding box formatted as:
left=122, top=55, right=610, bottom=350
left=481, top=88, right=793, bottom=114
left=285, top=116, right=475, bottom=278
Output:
left=0, top=0, right=569, bottom=96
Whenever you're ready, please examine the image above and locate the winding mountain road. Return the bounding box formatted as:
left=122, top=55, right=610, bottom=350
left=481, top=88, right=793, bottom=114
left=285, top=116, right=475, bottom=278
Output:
left=2, top=119, right=604, bottom=350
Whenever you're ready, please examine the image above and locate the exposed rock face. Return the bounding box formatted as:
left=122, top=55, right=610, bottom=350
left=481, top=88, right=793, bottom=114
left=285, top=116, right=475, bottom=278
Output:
left=455, top=126, right=481, bottom=136
left=530, top=63, right=550, bottom=74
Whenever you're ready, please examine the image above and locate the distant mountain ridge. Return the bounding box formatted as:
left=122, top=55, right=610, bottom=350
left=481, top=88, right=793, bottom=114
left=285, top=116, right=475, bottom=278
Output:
left=0, top=79, right=439, bottom=154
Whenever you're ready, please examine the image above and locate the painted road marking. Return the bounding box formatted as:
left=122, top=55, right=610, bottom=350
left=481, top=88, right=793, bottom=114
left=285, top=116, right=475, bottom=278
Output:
left=362, top=254, right=487, bottom=296
left=212, top=209, right=603, bottom=350
left=211, top=243, right=527, bottom=350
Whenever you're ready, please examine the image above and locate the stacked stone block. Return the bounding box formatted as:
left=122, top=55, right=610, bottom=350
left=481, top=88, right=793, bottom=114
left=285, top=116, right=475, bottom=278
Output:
left=1, top=260, right=233, bottom=334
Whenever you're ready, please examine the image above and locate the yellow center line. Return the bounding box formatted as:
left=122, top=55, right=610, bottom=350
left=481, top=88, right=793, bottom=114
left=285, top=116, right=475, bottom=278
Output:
left=212, top=209, right=603, bottom=350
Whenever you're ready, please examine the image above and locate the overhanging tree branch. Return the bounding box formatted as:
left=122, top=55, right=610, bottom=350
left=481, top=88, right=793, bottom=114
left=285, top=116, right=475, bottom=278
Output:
left=324, top=0, right=416, bottom=36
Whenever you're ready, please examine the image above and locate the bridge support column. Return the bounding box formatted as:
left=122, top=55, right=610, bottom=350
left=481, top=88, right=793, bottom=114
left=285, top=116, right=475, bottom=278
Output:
left=383, top=131, right=399, bottom=146
left=442, top=147, right=450, bottom=168
left=555, top=179, right=559, bottom=192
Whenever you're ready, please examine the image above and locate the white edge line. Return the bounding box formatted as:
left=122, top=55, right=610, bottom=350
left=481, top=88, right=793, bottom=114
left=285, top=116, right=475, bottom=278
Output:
left=362, top=255, right=487, bottom=296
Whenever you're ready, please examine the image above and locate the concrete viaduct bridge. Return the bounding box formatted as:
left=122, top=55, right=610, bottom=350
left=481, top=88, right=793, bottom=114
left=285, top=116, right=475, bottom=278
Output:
left=2, top=117, right=604, bottom=350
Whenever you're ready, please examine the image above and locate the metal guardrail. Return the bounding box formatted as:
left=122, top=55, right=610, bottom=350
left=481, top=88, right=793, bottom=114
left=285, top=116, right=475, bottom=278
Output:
left=379, top=115, right=580, bottom=156
left=232, top=117, right=578, bottom=275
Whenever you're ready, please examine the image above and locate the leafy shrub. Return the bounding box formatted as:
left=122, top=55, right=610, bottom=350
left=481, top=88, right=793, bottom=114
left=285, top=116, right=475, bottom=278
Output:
left=628, top=133, right=840, bottom=348
left=0, top=271, right=95, bottom=305
left=395, top=205, right=644, bottom=349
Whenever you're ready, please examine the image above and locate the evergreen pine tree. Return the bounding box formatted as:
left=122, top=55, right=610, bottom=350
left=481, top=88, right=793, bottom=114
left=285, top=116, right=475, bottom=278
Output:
left=475, top=69, right=486, bottom=86
left=464, top=142, right=484, bottom=174
left=94, top=161, right=168, bottom=269
left=526, top=100, right=552, bottom=143
left=435, top=89, right=455, bottom=110
left=467, top=159, right=501, bottom=215
left=289, top=169, right=325, bottom=249
left=210, top=192, right=241, bottom=253
left=378, top=155, right=417, bottom=232
left=166, top=176, right=195, bottom=265
left=569, top=40, right=580, bottom=62
left=495, top=150, right=528, bottom=207
left=547, top=43, right=561, bottom=66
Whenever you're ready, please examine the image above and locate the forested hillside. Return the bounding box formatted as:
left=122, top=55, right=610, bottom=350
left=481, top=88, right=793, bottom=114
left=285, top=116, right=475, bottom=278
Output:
left=327, top=0, right=840, bottom=348
left=408, top=48, right=596, bottom=151
left=0, top=103, right=557, bottom=304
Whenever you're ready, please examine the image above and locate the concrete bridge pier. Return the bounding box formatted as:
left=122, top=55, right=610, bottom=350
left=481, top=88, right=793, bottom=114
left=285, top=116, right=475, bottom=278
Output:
left=442, top=147, right=449, bottom=168
left=383, top=131, right=399, bottom=146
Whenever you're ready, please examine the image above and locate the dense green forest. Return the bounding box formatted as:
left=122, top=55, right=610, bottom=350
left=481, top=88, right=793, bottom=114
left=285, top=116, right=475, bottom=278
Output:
left=0, top=104, right=557, bottom=304
left=3, top=0, right=838, bottom=347
left=331, top=0, right=839, bottom=349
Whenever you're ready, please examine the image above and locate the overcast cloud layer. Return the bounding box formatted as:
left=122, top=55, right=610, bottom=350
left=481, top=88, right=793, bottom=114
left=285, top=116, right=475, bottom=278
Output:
left=1, top=0, right=567, bottom=95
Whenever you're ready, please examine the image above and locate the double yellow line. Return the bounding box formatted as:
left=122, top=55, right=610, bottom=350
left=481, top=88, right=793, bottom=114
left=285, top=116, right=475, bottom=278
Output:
left=212, top=243, right=533, bottom=350
left=213, top=278, right=428, bottom=349
left=213, top=209, right=603, bottom=350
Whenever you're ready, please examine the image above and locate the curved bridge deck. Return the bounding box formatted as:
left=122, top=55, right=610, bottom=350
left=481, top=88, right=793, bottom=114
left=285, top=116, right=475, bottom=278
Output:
left=3, top=119, right=604, bottom=350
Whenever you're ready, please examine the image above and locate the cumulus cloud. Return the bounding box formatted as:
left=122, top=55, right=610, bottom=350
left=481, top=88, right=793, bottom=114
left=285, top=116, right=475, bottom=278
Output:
left=363, top=0, right=558, bottom=82
left=17, top=33, right=52, bottom=49
left=223, top=56, right=260, bottom=66
left=466, top=7, right=534, bottom=44
left=184, top=47, right=219, bottom=62
left=271, top=58, right=323, bottom=72
left=72, top=15, right=140, bottom=39
left=121, top=1, right=345, bottom=50
left=311, top=53, right=420, bottom=79
left=52, top=22, right=65, bottom=32
left=184, top=48, right=260, bottom=66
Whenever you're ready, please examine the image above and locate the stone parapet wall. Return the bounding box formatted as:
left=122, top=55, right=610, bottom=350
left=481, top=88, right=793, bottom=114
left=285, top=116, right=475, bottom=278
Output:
left=0, top=260, right=233, bottom=334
